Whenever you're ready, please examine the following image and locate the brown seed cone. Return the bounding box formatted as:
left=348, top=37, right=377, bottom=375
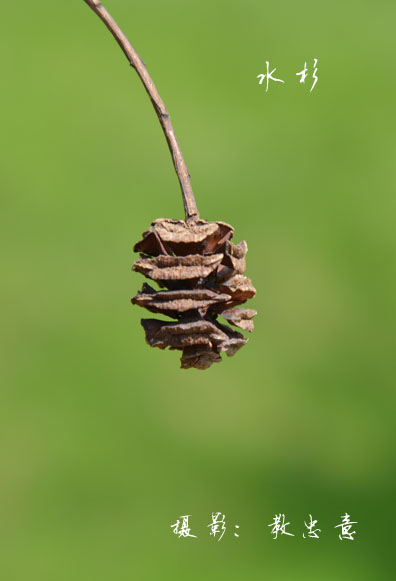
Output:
left=131, top=218, right=256, bottom=369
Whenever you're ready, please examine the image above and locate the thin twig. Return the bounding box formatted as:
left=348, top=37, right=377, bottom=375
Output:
left=83, top=0, right=200, bottom=223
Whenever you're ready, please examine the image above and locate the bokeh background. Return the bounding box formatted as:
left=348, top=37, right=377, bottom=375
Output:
left=1, top=0, right=395, bottom=579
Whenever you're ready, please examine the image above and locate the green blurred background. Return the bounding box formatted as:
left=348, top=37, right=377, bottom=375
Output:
left=1, top=0, right=395, bottom=578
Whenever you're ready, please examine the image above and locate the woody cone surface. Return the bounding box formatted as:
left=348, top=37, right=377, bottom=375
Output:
left=131, top=218, right=256, bottom=369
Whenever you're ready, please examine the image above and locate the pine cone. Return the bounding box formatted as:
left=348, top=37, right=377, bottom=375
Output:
left=131, top=218, right=256, bottom=369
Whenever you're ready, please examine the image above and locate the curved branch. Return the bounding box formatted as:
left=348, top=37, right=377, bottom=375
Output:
left=83, top=0, right=200, bottom=223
